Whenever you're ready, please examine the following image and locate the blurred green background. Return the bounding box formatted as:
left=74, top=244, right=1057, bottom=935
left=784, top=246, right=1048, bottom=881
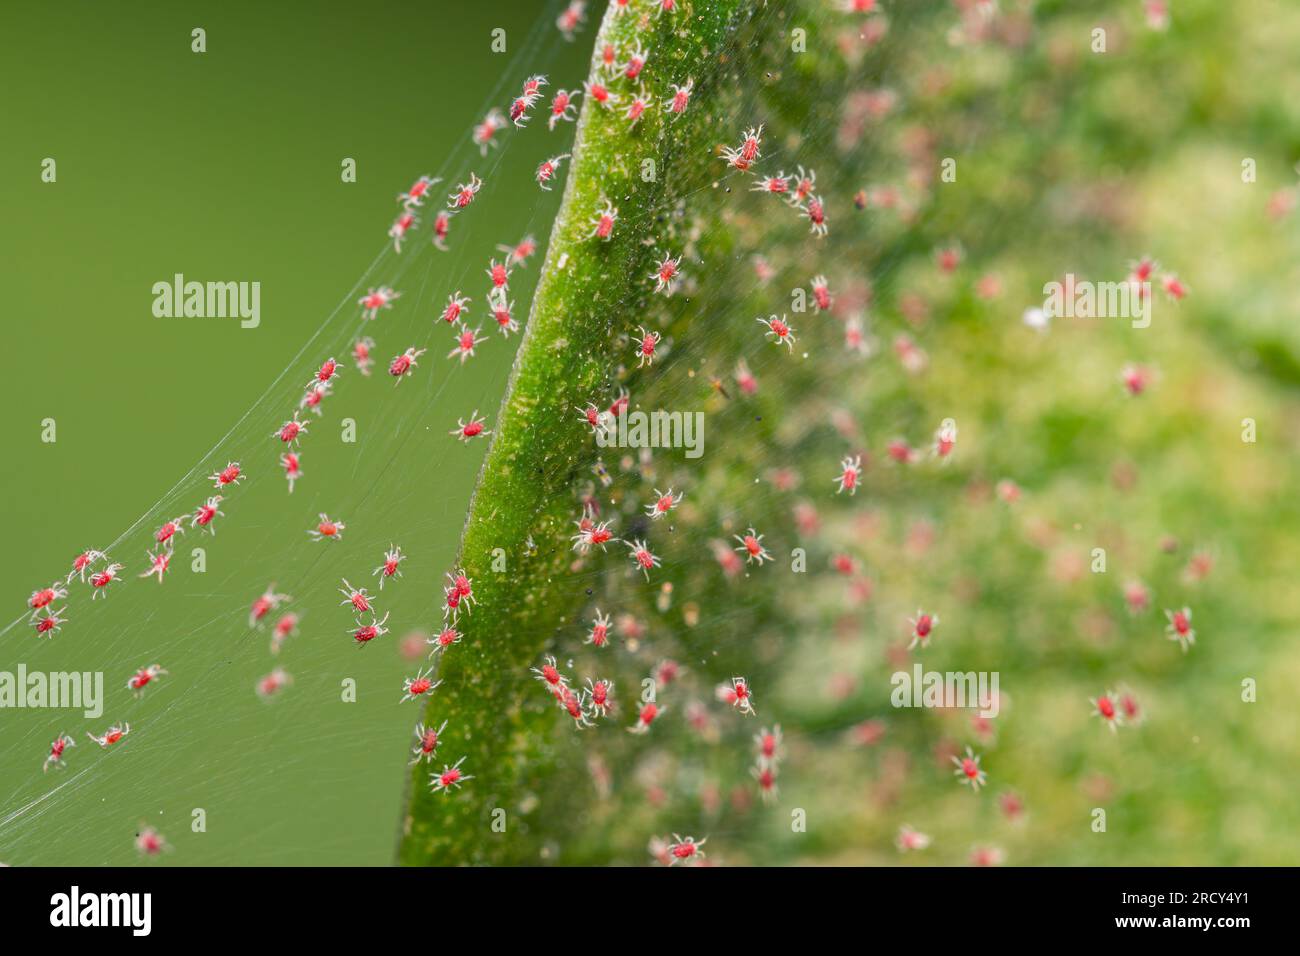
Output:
left=0, top=0, right=586, bottom=864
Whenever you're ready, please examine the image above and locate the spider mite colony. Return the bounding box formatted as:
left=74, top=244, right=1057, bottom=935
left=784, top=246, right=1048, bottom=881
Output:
left=23, top=0, right=1201, bottom=865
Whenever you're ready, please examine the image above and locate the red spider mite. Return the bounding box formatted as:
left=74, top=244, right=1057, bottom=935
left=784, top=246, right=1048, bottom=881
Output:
left=87, top=723, right=130, bottom=748
left=389, top=346, right=427, bottom=381
left=486, top=258, right=511, bottom=291
left=359, top=286, right=400, bottom=320
left=192, top=495, right=224, bottom=533
left=500, top=234, right=537, bottom=267
left=154, top=516, right=186, bottom=545
left=650, top=254, right=682, bottom=295
left=590, top=200, right=617, bottom=240
left=29, top=581, right=68, bottom=612
left=635, top=326, right=661, bottom=367
left=536, top=154, right=570, bottom=190
left=935, top=244, right=962, bottom=273
left=629, top=700, right=661, bottom=734
left=338, top=579, right=374, bottom=614
left=351, top=612, right=390, bottom=647
left=585, top=678, right=613, bottom=717
left=587, top=609, right=612, bottom=648
left=532, top=654, right=568, bottom=691
left=491, top=294, right=518, bottom=335
left=451, top=411, right=490, bottom=442
left=723, top=125, right=763, bottom=170
left=555, top=684, right=591, bottom=728
left=847, top=316, right=868, bottom=356
left=373, top=546, right=405, bottom=588
left=308, top=513, right=345, bottom=542
left=430, top=757, right=471, bottom=793
left=209, top=461, right=244, bottom=488
left=33, top=607, right=68, bottom=637
left=887, top=439, right=917, bottom=464
left=626, top=539, right=661, bottom=579
left=608, top=387, right=630, bottom=417
left=717, top=676, right=756, bottom=715
left=301, top=381, right=330, bottom=415
left=555, top=0, right=585, bottom=40
left=127, top=664, right=167, bottom=697
left=584, top=79, right=618, bottom=109
left=655, top=659, right=681, bottom=688
left=66, top=549, right=104, bottom=583
left=667, top=834, right=704, bottom=864
left=624, top=87, right=650, bottom=124
left=446, top=568, right=474, bottom=604
left=835, top=455, right=862, bottom=495
left=646, top=487, right=683, bottom=519
left=352, top=337, right=375, bottom=375
left=271, top=612, right=299, bottom=653
left=281, top=451, right=303, bottom=493
left=1091, top=690, right=1121, bottom=731
left=510, top=95, right=534, bottom=127
left=623, top=43, right=647, bottom=79
left=548, top=88, right=579, bottom=129
left=275, top=412, right=308, bottom=446
left=89, top=563, right=124, bottom=597
left=448, top=324, right=487, bottom=364
left=734, top=527, right=771, bottom=565
left=734, top=359, right=758, bottom=396
left=755, top=725, right=782, bottom=763
left=896, top=826, right=930, bottom=852
left=429, top=625, right=461, bottom=653
left=576, top=402, right=605, bottom=430
left=758, top=313, right=797, bottom=349
left=410, top=720, right=448, bottom=765
left=1162, top=273, right=1188, bottom=300
left=572, top=518, right=616, bottom=554
left=934, top=420, right=957, bottom=459
left=810, top=275, right=832, bottom=311
left=389, top=211, right=416, bottom=252
left=908, top=610, right=937, bottom=650
left=136, top=827, right=166, bottom=856
left=1124, top=581, right=1151, bottom=614
left=257, top=668, right=291, bottom=698
left=139, top=549, right=171, bottom=583
left=401, top=666, right=441, bottom=703
left=663, top=78, right=693, bottom=116
left=44, top=733, right=75, bottom=772
left=472, top=109, right=507, bottom=155
left=610, top=0, right=631, bottom=19
left=1120, top=691, right=1142, bottom=723
left=1127, top=255, right=1157, bottom=288
left=790, top=166, right=817, bottom=204
left=399, top=175, right=438, bottom=210
left=441, top=291, right=471, bottom=324
left=831, top=553, right=857, bottom=576
left=448, top=173, right=482, bottom=210
left=712, top=539, right=744, bottom=577
left=1165, top=607, right=1195, bottom=652
left=1122, top=364, right=1152, bottom=396
left=754, top=764, right=778, bottom=802
left=803, top=194, right=828, bottom=236
left=432, top=211, right=452, bottom=251
left=249, top=585, right=290, bottom=627
left=752, top=173, right=790, bottom=195
left=952, top=746, right=987, bottom=790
